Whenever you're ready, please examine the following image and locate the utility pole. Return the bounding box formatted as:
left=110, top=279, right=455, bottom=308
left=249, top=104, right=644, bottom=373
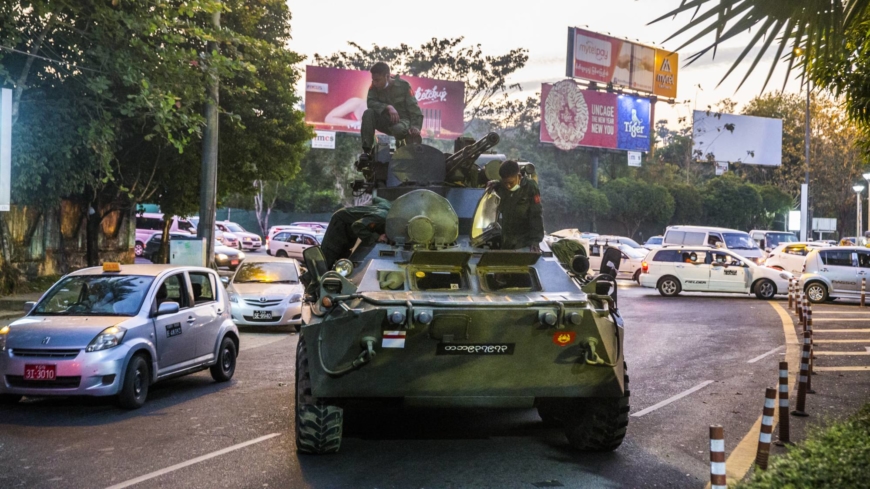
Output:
left=197, top=3, right=220, bottom=267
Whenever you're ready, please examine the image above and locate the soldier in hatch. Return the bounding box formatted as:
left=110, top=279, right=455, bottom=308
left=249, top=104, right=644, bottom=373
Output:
left=360, top=62, right=424, bottom=157
left=489, top=160, right=545, bottom=252
left=321, top=197, right=392, bottom=269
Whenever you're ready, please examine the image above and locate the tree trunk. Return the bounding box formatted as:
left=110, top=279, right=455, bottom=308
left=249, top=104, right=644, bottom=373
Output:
left=85, top=207, right=101, bottom=267
left=157, top=218, right=172, bottom=264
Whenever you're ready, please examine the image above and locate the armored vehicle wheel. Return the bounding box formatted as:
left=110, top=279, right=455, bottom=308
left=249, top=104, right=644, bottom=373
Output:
left=295, top=337, right=343, bottom=454
left=543, top=363, right=630, bottom=452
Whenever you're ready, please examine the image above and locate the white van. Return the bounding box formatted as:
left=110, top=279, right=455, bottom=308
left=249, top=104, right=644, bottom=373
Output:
left=662, top=225, right=765, bottom=265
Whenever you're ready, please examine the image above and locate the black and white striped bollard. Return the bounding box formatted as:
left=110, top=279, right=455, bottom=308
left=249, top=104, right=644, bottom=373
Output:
left=755, top=387, right=777, bottom=470
left=776, top=361, right=790, bottom=445
left=791, top=331, right=811, bottom=417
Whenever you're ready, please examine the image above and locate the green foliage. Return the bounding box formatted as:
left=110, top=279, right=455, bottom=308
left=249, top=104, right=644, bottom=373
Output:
left=735, top=403, right=870, bottom=488
left=667, top=184, right=704, bottom=225
left=703, top=174, right=764, bottom=230
left=602, top=178, right=675, bottom=238
left=755, top=184, right=793, bottom=228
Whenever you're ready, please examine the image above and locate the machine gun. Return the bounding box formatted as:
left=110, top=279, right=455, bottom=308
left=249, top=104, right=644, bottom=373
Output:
left=444, top=132, right=500, bottom=186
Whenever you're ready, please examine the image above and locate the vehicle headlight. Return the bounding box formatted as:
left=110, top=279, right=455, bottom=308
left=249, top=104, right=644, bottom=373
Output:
left=754, top=257, right=765, bottom=265
left=0, top=325, right=9, bottom=351
left=86, top=326, right=126, bottom=352
left=779, top=272, right=791, bottom=280
left=334, top=259, right=354, bottom=277
left=289, top=293, right=303, bottom=303
left=229, top=293, right=239, bottom=303
left=217, top=253, right=228, bottom=261
left=238, top=252, right=246, bottom=259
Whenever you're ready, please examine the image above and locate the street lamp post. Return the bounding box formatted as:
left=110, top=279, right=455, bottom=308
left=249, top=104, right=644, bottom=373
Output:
left=854, top=185, right=865, bottom=240
left=863, top=172, right=870, bottom=234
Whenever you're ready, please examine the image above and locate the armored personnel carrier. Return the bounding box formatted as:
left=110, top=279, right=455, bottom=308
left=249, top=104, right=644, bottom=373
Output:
left=295, top=133, right=629, bottom=454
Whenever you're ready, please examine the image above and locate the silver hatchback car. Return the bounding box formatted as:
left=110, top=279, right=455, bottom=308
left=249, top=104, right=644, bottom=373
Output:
left=801, top=246, right=870, bottom=303
left=0, top=264, right=240, bottom=408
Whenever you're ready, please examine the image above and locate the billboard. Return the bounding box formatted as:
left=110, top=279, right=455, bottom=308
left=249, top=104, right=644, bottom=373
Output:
left=566, top=27, right=678, bottom=99
left=540, top=80, right=651, bottom=152
left=304, top=65, right=465, bottom=140
left=693, top=111, right=783, bottom=166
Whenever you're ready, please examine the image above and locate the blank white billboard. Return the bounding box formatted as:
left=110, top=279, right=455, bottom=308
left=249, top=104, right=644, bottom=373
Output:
left=693, top=111, right=783, bottom=166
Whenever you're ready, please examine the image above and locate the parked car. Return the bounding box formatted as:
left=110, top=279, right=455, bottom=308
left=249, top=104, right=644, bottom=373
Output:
left=662, top=226, right=765, bottom=264
left=586, top=242, right=646, bottom=282
left=765, top=242, right=831, bottom=275
left=0, top=263, right=239, bottom=408
left=266, top=225, right=324, bottom=250
left=749, top=230, right=798, bottom=256
left=187, top=217, right=240, bottom=248
left=639, top=246, right=792, bottom=299
left=267, top=229, right=323, bottom=260
left=290, top=221, right=328, bottom=232
left=644, top=236, right=664, bottom=250
left=143, top=233, right=245, bottom=270
left=801, top=246, right=870, bottom=303
left=134, top=213, right=195, bottom=257
left=217, top=221, right=262, bottom=251
left=226, top=256, right=304, bottom=330
left=590, top=235, right=648, bottom=251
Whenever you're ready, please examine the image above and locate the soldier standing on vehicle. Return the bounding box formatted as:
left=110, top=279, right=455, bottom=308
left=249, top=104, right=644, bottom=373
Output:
left=490, top=160, right=544, bottom=252
left=361, top=62, right=424, bottom=157
left=321, top=197, right=393, bottom=269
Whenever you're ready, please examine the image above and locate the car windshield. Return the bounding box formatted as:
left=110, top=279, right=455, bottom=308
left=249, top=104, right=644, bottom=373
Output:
left=766, top=233, right=797, bottom=247
left=646, top=237, right=662, bottom=245
left=226, top=223, right=245, bottom=233
left=233, top=262, right=298, bottom=284
left=175, top=219, right=195, bottom=233
left=622, top=246, right=646, bottom=259
left=619, top=238, right=643, bottom=248
left=723, top=232, right=758, bottom=250
left=35, top=275, right=154, bottom=316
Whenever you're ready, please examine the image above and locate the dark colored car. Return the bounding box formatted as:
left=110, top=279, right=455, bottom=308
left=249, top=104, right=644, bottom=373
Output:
left=144, top=233, right=245, bottom=270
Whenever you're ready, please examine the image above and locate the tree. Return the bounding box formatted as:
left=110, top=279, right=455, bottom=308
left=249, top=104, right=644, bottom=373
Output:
left=563, top=175, right=610, bottom=231
left=703, top=174, right=764, bottom=230
left=667, top=184, right=704, bottom=225
left=754, top=184, right=793, bottom=229
left=602, top=179, right=675, bottom=238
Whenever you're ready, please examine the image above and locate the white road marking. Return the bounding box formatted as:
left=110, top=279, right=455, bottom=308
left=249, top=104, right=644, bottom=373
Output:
left=103, top=433, right=281, bottom=489
left=747, top=346, right=785, bottom=363
left=813, top=329, right=870, bottom=333
left=814, top=366, right=870, bottom=372
left=812, top=318, right=870, bottom=322
left=240, top=333, right=291, bottom=352
left=630, top=380, right=714, bottom=418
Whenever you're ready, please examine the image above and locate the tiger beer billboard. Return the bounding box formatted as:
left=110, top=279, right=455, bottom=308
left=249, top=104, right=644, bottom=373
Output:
left=566, top=27, right=678, bottom=99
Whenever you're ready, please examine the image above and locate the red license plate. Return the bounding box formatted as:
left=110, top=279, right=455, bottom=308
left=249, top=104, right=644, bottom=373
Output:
left=231, top=260, right=239, bottom=265
left=24, top=364, right=56, bottom=381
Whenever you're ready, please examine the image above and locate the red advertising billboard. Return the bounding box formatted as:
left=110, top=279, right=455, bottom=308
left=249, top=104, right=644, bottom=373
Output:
left=540, top=80, right=652, bottom=152
left=304, top=65, right=465, bottom=140
left=566, top=27, right=678, bottom=99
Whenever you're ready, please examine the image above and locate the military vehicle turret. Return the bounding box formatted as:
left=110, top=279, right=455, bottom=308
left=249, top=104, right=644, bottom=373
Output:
left=295, top=134, right=629, bottom=455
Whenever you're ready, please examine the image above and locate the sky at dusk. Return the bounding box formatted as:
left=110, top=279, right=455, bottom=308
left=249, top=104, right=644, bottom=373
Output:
left=286, top=0, right=804, bottom=129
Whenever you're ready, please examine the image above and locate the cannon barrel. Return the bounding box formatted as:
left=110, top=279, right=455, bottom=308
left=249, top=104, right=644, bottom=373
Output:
left=444, top=132, right=500, bottom=176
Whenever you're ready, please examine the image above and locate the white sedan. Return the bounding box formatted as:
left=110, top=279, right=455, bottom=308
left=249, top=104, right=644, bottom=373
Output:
left=226, top=255, right=305, bottom=330
left=639, top=246, right=792, bottom=299
left=765, top=242, right=831, bottom=275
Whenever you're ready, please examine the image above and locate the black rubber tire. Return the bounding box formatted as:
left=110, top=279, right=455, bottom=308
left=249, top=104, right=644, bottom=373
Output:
left=657, top=276, right=681, bottom=297
left=134, top=241, right=145, bottom=257
left=118, top=354, right=149, bottom=409
left=276, top=250, right=288, bottom=258
left=294, top=324, right=301, bottom=333
left=632, top=269, right=641, bottom=284
left=754, top=279, right=777, bottom=300
left=0, top=394, right=23, bottom=404
left=295, top=337, right=343, bottom=454
left=210, top=336, right=237, bottom=382
left=805, top=282, right=829, bottom=303
left=561, top=363, right=631, bottom=452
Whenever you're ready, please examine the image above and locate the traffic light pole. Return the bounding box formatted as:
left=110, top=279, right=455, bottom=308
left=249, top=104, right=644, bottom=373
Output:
left=197, top=4, right=220, bottom=268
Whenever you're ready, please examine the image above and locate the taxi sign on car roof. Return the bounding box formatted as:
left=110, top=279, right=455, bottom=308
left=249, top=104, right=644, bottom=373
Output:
left=103, top=262, right=121, bottom=273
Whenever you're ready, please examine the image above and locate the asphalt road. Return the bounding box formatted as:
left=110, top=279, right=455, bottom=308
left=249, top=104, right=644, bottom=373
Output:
left=1, top=284, right=868, bottom=489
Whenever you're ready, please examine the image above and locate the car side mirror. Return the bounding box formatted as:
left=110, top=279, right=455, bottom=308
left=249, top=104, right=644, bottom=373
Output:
left=220, top=276, right=229, bottom=286
left=156, top=301, right=180, bottom=316
left=23, top=301, right=36, bottom=314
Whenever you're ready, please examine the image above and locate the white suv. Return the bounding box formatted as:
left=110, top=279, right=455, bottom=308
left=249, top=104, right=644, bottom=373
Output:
left=639, top=246, right=791, bottom=299
left=765, top=242, right=831, bottom=275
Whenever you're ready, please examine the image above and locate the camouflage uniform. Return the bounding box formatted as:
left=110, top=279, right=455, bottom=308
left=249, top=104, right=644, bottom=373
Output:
left=362, top=75, right=423, bottom=151
left=321, top=197, right=392, bottom=269
left=494, top=178, right=544, bottom=250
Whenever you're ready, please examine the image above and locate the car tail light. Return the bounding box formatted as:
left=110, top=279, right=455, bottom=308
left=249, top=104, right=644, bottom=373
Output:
left=641, top=261, right=648, bottom=273
left=265, top=237, right=270, bottom=247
